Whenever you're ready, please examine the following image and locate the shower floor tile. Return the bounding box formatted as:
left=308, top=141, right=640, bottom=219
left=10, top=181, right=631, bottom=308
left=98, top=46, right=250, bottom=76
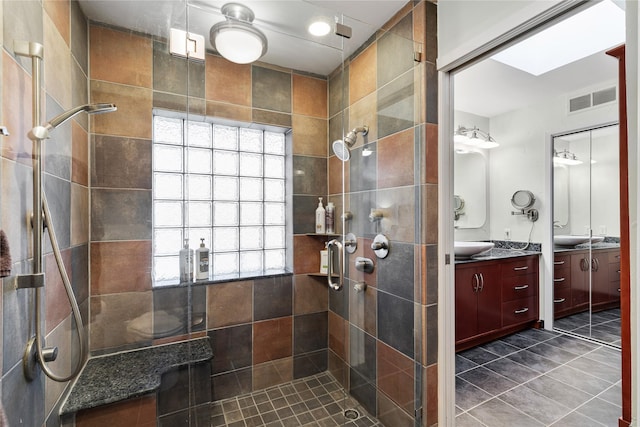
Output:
left=210, top=372, right=381, bottom=426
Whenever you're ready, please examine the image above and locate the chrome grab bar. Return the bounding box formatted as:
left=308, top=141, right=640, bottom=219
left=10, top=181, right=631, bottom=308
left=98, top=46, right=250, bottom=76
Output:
left=326, top=239, right=343, bottom=291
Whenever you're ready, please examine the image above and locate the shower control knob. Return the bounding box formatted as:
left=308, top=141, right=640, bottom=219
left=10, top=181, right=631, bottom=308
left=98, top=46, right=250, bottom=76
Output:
left=371, top=234, right=389, bottom=259
left=371, top=241, right=386, bottom=250
left=42, top=346, right=58, bottom=363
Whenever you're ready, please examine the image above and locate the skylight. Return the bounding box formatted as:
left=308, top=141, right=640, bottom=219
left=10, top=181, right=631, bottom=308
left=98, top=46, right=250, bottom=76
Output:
left=491, top=0, right=625, bottom=76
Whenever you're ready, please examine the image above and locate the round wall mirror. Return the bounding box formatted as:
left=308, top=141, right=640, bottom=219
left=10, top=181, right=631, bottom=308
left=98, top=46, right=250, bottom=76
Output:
left=511, top=190, right=535, bottom=210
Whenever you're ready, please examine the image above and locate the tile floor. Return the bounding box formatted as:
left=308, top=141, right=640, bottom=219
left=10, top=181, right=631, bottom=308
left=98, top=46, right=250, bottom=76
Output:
left=211, top=372, right=381, bottom=427
left=554, top=308, right=621, bottom=346
left=456, top=328, right=622, bottom=426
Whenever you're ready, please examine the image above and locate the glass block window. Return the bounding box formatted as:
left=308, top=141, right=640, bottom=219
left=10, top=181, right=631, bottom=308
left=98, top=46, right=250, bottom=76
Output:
left=152, top=115, right=287, bottom=284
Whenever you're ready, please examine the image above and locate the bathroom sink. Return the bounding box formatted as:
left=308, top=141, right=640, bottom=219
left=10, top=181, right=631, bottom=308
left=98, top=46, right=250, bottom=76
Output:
left=553, top=235, right=591, bottom=246
left=454, top=241, right=495, bottom=258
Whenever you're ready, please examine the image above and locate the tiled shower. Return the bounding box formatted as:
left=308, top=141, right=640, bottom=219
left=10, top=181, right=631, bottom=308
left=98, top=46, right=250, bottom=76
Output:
left=0, top=1, right=438, bottom=426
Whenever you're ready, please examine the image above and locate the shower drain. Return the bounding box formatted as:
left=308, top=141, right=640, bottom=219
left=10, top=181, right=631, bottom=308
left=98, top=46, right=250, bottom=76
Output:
left=344, top=409, right=360, bottom=420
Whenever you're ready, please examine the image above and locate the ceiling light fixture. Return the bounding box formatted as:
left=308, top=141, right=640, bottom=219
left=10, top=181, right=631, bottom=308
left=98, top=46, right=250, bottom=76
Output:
left=210, top=3, right=268, bottom=64
left=553, top=148, right=583, bottom=165
left=454, top=126, right=499, bottom=149
left=491, top=0, right=624, bottom=76
left=308, top=20, right=331, bottom=37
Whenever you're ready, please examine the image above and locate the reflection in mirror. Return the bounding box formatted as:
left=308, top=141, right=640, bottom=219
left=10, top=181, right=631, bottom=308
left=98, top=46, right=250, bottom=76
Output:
left=453, top=150, right=487, bottom=229
left=552, top=123, right=620, bottom=348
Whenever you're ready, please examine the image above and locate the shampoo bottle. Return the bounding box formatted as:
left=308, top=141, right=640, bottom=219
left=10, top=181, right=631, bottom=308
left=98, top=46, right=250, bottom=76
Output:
left=179, top=239, right=193, bottom=282
left=195, top=238, right=209, bottom=280
left=325, top=202, right=335, bottom=234
left=315, top=197, right=326, bottom=234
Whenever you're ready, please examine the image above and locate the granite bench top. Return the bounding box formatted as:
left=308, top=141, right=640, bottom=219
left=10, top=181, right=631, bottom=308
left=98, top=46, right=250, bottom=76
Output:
left=60, top=337, right=212, bottom=415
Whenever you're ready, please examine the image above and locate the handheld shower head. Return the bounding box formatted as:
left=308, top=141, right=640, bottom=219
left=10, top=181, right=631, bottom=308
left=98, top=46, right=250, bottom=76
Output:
left=331, top=125, right=369, bottom=162
left=28, top=103, right=117, bottom=141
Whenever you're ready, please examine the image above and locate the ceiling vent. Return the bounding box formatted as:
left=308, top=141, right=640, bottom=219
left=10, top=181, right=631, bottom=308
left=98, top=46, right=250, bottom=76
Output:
left=569, top=86, right=617, bottom=113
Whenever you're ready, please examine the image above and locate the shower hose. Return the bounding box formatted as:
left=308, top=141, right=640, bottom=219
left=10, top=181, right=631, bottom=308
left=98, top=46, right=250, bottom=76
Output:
left=35, top=193, right=86, bottom=382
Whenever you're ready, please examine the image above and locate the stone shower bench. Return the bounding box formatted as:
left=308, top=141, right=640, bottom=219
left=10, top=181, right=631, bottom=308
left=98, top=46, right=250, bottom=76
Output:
left=60, top=337, right=213, bottom=415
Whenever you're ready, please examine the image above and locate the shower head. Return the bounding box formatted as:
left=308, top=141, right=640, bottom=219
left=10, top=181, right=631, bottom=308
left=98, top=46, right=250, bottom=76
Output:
left=332, top=125, right=369, bottom=162
left=28, top=103, right=117, bottom=141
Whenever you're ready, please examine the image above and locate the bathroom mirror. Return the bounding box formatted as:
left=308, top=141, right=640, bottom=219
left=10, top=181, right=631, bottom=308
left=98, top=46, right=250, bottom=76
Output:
left=511, top=190, right=535, bottom=210
left=552, top=123, right=620, bottom=347
left=454, top=151, right=487, bottom=229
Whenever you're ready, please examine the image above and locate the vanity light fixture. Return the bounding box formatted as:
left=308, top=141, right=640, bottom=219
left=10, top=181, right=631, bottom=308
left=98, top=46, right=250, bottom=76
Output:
left=454, top=126, right=499, bottom=149
left=210, top=3, right=268, bottom=64
left=553, top=148, right=583, bottom=165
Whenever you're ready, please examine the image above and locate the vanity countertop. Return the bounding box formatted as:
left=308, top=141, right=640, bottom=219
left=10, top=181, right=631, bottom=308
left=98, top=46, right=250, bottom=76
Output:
left=60, top=337, right=212, bottom=415
left=455, top=248, right=541, bottom=264
left=554, top=242, right=621, bottom=253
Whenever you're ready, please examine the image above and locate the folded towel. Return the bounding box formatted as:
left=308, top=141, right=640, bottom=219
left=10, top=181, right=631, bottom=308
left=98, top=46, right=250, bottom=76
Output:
left=0, top=230, right=11, bottom=277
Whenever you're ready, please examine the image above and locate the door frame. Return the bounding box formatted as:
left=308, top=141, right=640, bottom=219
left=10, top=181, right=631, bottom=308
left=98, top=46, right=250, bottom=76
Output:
left=435, top=1, right=631, bottom=425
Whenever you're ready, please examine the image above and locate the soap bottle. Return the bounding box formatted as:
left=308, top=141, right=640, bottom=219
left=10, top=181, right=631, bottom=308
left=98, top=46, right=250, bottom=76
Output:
left=179, top=239, right=193, bottom=282
left=195, top=238, right=209, bottom=280
left=325, top=202, right=335, bottom=234
left=315, top=197, right=326, bottom=234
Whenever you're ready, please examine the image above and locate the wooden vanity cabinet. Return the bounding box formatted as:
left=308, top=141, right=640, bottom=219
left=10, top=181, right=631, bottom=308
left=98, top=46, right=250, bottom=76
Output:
left=553, top=254, right=572, bottom=315
left=455, top=263, right=501, bottom=343
left=455, top=255, right=539, bottom=351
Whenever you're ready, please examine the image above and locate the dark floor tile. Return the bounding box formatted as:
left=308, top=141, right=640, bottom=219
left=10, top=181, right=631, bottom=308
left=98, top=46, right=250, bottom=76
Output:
left=484, top=357, right=539, bottom=383
left=526, top=342, right=581, bottom=364
left=547, top=365, right=613, bottom=396
left=499, top=385, right=572, bottom=425
left=500, top=333, right=538, bottom=349
left=550, top=411, right=604, bottom=427
left=458, top=366, right=518, bottom=396
left=524, top=375, right=593, bottom=409
left=506, top=349, right=560, bottom=374
left=576, top=397, right=622, bottom=426
left=514, top=328, right=560, bottom=342
left=567, top=356, right=620, bottom=384
left=583, top=347, right=621, bottom=368
left=455, top=377, right=493, bottom=411
left=544, top=335, right=599, bottom=354
left=479, top=340, right=520, bottom=357
left=467, top=398, right=543, bottom=427
left=456, top=355, right=478, bottom=374
left=455, top=412, right=485, bottom=426
left=459, top=346, right=501, bottom=365
left=597, top=383, right=622, bottom=408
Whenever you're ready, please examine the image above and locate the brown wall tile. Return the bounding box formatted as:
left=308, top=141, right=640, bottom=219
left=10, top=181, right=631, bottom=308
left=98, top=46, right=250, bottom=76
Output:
left=252, top=109, right=291, bottom=127
left=421, top=184, right=438, bottom=244
left=328, top=311, right=348, bottom=362
left=328, top=154, right=348, bottom=195
left=377, top=341, right=414, bottom=415
left=90, top=241, right=152, bottom=295
left=292, top=74, right=327, bottom=118
left=72, top=121, right=89, bottom=186
left=293, top=275, right=328, bottom=315
left=44, top=13, right=71, bottom=110
left=378, top=128, right=414, bottom=189
left=90, top=26, right=152, bottom=88
left=413, top=1, right=426, bottom=49
left=206, top=100, right=252, bottom=122
left=44, top=0, right=70, bottom=46
left=71, top=183, right=89, bottom=246
left=425, top=123, right=438, bottom=184
left=349, top=92, right=378, bottom=146
left=292, top=236, right=325, bottom=274
left=292, top=115, right=327, bottom=157
left=205, top=54, right=251, bottom=106
left=154, top=92, right=206, bottom=116
left=377, top=392, right=414, bottom=427
left=253, top=317, right=293, bottom=364
left=207, top=281, right=253, bottom=328
left=76, top=395, right=157, bottom=427
left=425, top=363, right=438, bottom=426
left=349, top=43, right=376, bottom=105
left=90, top=80, right=152, bottom=139
left=349, top=284, right=377, bottom=337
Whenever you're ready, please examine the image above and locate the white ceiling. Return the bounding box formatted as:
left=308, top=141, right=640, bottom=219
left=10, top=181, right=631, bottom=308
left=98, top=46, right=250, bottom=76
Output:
left=77, top=0, right=409, bottom=76
left=78, top=1, right=624, bottom=119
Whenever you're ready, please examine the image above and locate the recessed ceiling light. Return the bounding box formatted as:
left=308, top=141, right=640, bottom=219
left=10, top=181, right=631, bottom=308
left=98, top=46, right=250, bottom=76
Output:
left=491, top=0, right=624, bottom=76
left=308, top=20, right=331, bottom=37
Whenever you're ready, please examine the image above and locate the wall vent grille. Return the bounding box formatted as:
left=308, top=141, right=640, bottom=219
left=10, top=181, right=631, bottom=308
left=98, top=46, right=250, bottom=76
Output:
left=569, top=86, right=617, bottom=113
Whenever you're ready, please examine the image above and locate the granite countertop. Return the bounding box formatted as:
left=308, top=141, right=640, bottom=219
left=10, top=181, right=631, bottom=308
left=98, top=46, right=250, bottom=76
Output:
left=455, top=247, right=541, bottom=264
left=554, top=242, right=621, bottom=253
left=61, top=337, right=212, bottom=415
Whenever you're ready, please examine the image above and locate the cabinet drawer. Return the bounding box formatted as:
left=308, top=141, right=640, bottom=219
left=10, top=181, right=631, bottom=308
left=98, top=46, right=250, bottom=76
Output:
left=502, top=257, right=538, bottom=277
left=502, top=273, right=537, bottom=301
left=609, top=251, right=621, bottom=263
left=553, top=255, right=570, bottom=270
left=553, top=288, right=571, bottom=313
left=553, top=267, right=570, bottom=291
left=609, top=263, right=621, bottom=281
left=502, top=297, right=538, bottom=327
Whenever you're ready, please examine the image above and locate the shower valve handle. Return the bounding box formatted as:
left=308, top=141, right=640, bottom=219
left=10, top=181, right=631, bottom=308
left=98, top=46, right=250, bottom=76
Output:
left=371, top=241, right=387, bottom=250
left=42, top=346, right=58, bottom=363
